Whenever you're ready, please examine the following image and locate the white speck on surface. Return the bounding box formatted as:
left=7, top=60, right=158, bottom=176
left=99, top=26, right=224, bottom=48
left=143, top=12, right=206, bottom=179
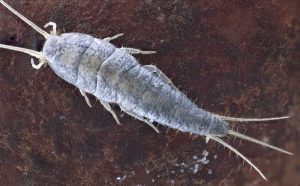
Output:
left=193, top=164, right=199, bottom=174
left=214, top=155, right=217, bottom=159
left=203, top=160, right=210, bottom=165
left=197, top=156, right=207, bottom=163
left=171, top=180, right=175, bottom=184
left=116, top=175, right=126, bottom=182
left=208, top=169, right=212, bottom=175
left=146, top=170, right=150, bottom=174
left=172, top=150, right=212, bottom=176
left=152, top=178, right=155, bottom=183
left=130, top=171, right=136, bottom=176
left=202, top=150, right=209, bottom=157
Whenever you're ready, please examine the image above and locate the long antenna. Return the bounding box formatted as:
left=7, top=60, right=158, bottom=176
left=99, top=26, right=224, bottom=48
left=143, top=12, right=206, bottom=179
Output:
left=0, top=44, right=42, bottom=58
left=0, top=0, right=50, bottom=39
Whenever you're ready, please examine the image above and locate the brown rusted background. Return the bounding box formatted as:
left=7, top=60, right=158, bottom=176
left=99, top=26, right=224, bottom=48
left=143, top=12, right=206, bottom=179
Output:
left=0, top=0, right=299, bottom=185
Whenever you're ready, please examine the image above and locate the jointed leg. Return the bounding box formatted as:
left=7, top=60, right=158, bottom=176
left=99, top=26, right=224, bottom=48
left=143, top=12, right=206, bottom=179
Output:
left=0, top=44, right=46, bottom=69
left=205, top=136, right=210, bottom=143
left=31, top=57, right=47, bottom=70
left=100, top=100, right=121, bottom=125
left=103, top=33, right=124, bottom=42
left=143, top=65, right=178, bottom=90
left=79, top=89, right=92, bottom=108
left=122, top=47, right=156, bottom=55
left=44, top=22, right=58, bottom=36
left=120, top=106, right=159, bottom=133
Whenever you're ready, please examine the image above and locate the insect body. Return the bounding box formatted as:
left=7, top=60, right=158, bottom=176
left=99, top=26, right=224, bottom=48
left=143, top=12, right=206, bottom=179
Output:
left=43, top=32, right=229, bottom=135
left=0, top=0, right=292, bottom=180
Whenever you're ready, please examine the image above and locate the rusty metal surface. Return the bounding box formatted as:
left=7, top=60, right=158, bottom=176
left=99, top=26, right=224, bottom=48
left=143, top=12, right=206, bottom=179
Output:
left=0, top=0, right=299, bottom=185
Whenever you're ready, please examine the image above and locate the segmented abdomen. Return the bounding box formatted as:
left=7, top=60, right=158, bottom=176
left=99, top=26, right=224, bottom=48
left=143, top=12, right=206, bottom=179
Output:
left=98, top=49, right=228, bottom=135
left=44, top=33, right=228, bottom=135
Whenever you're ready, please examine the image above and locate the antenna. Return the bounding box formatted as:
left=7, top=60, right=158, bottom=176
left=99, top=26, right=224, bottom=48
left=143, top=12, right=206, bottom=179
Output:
left=0, top=0, right=50, bottom=39
left=0, top=44, right=43, bottom=58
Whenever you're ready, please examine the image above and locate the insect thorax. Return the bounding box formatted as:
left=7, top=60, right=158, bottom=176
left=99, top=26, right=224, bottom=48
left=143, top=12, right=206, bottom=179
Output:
left=42, top=33, right=116, bottom=93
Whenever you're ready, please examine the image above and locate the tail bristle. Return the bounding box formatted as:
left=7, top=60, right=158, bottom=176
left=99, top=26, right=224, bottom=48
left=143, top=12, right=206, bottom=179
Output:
left=208, top=135, right=268, bottom=181
left=228, top=130, right=293, bottom=155
left=217, top=115, right=290, bottom=122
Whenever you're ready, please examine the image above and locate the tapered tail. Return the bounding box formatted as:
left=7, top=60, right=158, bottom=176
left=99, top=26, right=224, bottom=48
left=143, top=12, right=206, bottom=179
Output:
left=217, top=115, right=290, bottom=122
left=207, top=129, right=293, bottom=180
left=208, top=135, right=267, bottom=180
left=228, top=130, right=293, bottom=155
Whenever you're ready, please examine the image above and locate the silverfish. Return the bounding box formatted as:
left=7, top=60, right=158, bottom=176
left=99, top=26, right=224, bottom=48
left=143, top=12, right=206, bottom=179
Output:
left=0, top=0, right=293, bottom=180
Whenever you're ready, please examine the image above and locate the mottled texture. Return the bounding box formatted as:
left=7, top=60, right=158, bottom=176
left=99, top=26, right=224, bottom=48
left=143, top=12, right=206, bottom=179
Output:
left=105, top=49, right=228, bottom=135
left=78, top=37, right=116, bottom=93
left=43, top=33, right=95, bottom=85
left=44, top=31, right=228, bottom=135
left=0, top=0, right=299, bottom=185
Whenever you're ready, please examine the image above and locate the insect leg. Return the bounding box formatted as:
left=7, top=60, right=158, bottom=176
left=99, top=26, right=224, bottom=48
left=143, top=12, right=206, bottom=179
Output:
left=207, top=135, right=267, bottom=180
left=121, top=47, right=156, bottom=55
left=99, top=100, right=121, bottom=125
left=120, top=106, right=159, bottom=133
left=44, top=22, right=58, bottom=36
left=143, top=65, right=178, bottom=90
left=103, top=33, right=124, bottom=42
left=0, top=44, right=46, bottom=69
left=79, top=89, right=92, bottom=108
left=31, top=58, right=47, bottom=70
